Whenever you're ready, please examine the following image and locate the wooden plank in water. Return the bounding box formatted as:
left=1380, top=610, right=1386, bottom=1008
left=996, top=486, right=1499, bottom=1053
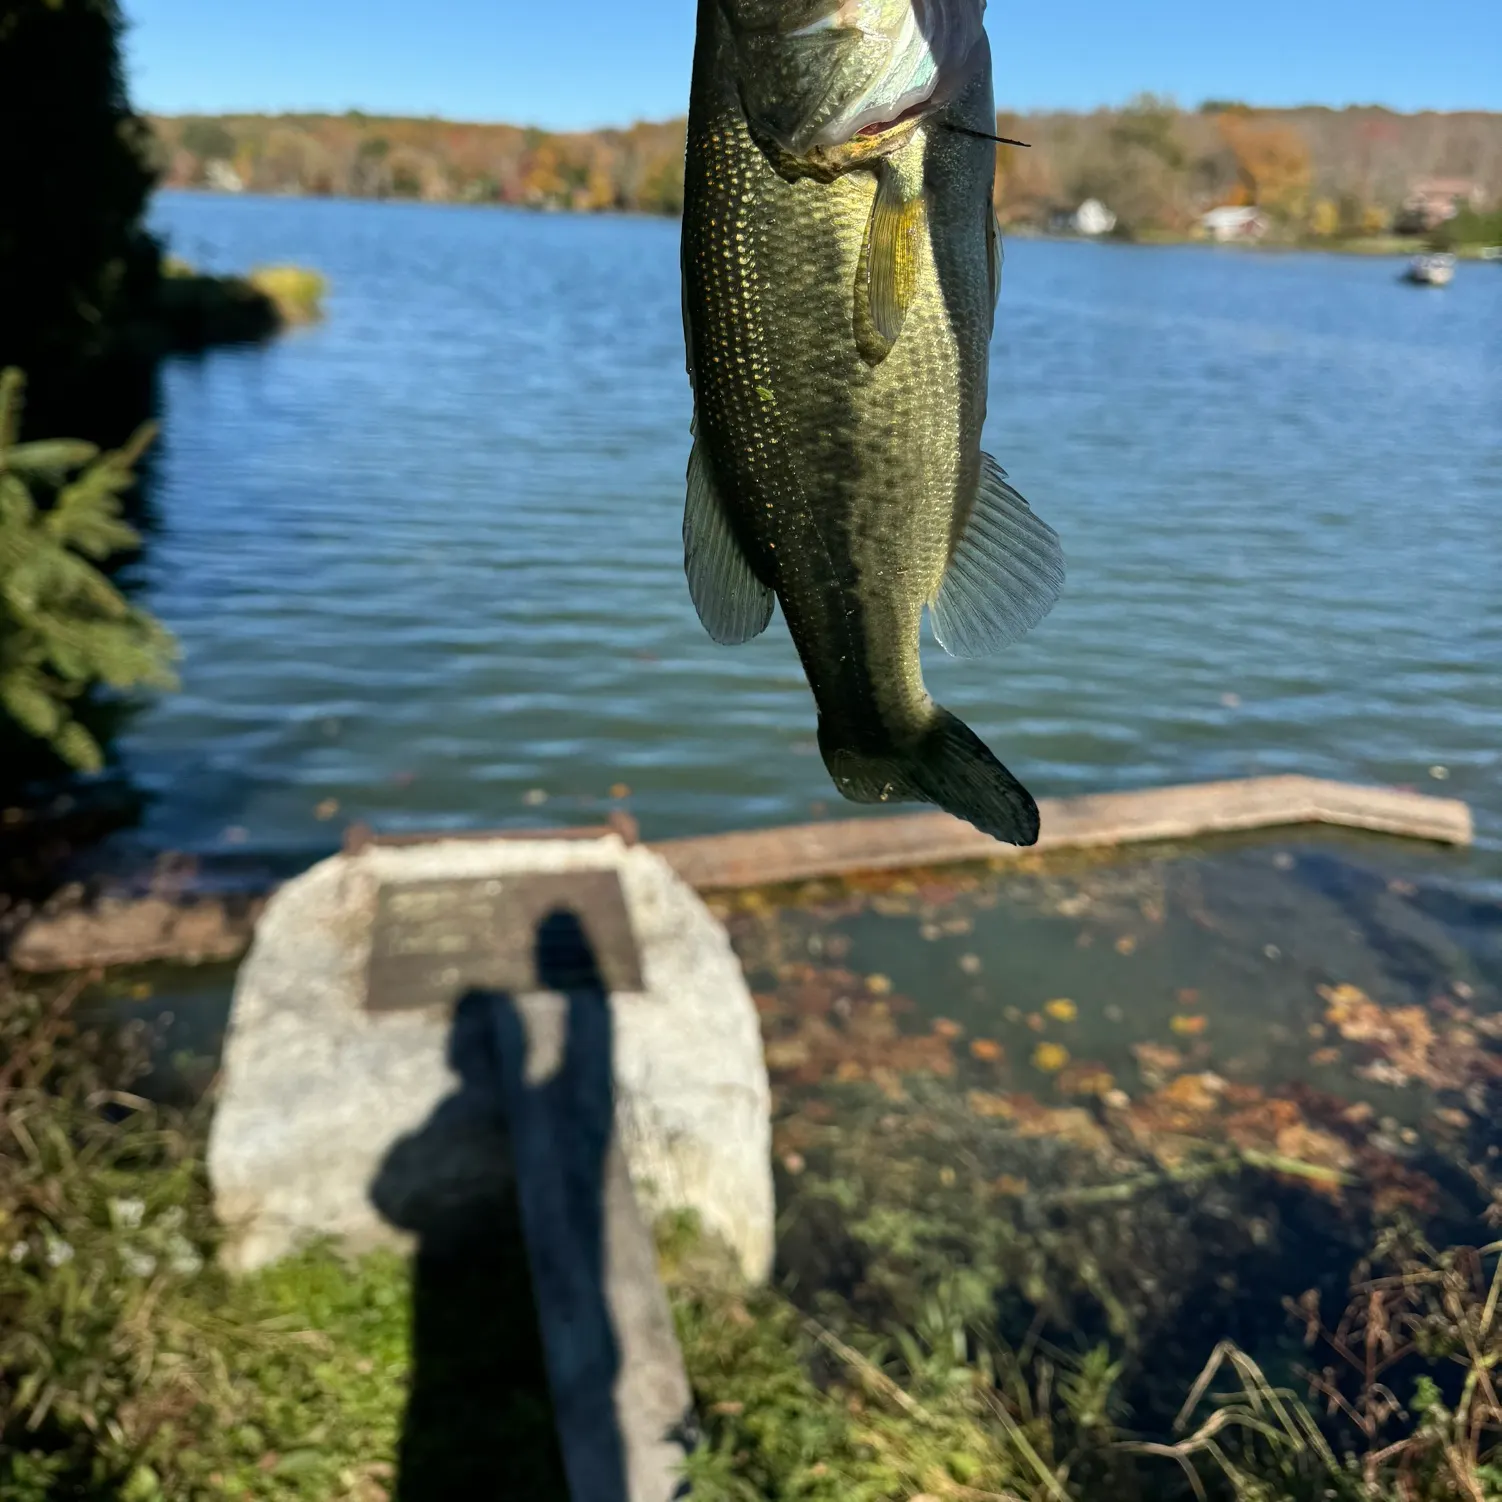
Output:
left=651, top=775, right=1474, bottom=892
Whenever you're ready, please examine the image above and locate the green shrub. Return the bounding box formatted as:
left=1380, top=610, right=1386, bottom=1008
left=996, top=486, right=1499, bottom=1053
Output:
left=0, top=368, right=176, bottom=774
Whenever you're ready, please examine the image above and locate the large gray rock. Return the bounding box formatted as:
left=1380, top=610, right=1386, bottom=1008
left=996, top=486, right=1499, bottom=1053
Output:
left=207, top=833, right=774, bottom=1283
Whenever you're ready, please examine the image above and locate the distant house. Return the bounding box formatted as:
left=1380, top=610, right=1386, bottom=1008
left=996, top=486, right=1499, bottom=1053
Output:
left=1072, top=198, right=1117, bottom=237
left=1199, top=205, right=1269, bottom=242
left=203, top=159, right=244, bottom=194
left=1398, top=178, right=1484, bottom=232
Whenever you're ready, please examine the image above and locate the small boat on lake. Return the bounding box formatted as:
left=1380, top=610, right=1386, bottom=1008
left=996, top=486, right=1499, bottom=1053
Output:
left=1404, top=252, right=1456, bottom=286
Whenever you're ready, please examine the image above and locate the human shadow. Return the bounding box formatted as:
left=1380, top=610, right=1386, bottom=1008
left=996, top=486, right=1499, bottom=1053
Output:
left=369, top=908, right=629, bottom=1502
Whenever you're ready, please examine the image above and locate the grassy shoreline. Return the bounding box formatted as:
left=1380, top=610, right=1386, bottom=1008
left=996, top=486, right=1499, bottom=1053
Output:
left=8, top=932, right=1502, bottom=1501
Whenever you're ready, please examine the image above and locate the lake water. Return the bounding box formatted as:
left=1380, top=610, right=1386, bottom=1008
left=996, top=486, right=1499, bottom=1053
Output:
left=129, top=193, right=1502, bottom=885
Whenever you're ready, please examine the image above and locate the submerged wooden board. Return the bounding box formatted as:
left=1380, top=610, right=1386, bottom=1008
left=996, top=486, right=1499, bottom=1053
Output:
left=651, top=776, right=1474, bottom=892
left=7, top=777, right=1474, bottom=969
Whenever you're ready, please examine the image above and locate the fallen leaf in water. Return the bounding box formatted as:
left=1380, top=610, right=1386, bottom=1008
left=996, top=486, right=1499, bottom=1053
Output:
left=764, top=1038, right=811, bottom=1071
left=522, top=788, right=548, bottom=806
left=1057, top=1062, right=1114, bottom=1097
left=1115, top=935, right=1137, bottom=956
left=609, top=783, right=631, bottom=799
left=1308, top=1047, right=1341, bottom=1067
left=932, top=1017, right=964, bottom=1039
left=967, top=1090, right=1014, bottom=1119
left=130, top=982, right=153, bottom=1000
left=1433, top=1107, right=1469, bottom=1130
left=1032, top=1042, right=1070, bottom=1073
left=1044, top=997, right=1078, bottom=1023
left=1170, top=1015, right=1208, bottom=1037
left=1026, top=1012, right=1046, bottom=1032
left=1274, top=1122, right=1355, bottom=1174
left=314, top=799, right=340, bottom=821
left=958, top=953, right=982, bottom=975
left=862, top=973, right=891, bottom=995
left=969, top=1038, right=1004, bottom=1062
left=1132, top=1042, right=1184, bottom=1086
left=1003, top=1006, right=1023, bottom=1025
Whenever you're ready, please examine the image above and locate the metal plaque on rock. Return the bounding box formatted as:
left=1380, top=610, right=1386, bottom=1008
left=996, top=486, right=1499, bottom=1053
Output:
left=364, top=868, right=643, bottom=1013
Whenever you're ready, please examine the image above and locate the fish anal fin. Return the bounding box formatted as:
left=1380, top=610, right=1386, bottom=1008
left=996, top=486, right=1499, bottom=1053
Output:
left=930, top=453, right=1065, bottom=657
left=684, top=439, right=774, bottom=645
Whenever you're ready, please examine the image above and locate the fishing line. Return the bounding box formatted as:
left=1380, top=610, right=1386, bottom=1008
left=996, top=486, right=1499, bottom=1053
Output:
left=942, top=124, right=1031, bottom=147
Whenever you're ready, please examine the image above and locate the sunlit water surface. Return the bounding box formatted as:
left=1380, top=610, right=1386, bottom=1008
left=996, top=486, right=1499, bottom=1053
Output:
left=128, top=194, right=1500, bottom=884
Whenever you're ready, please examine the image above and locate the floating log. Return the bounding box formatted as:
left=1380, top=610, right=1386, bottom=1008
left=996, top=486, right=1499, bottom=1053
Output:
left=4, top=777, right=1473, bottom=970
left=652, top=776, right=1473, bottom=891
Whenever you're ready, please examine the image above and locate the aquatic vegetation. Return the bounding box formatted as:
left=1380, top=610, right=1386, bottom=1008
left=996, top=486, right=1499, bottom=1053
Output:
left=0, top=371, right=177, bottom=776
left=247, top=266, right=328, bottom=327
left=153, top=262, right=321, bottom=348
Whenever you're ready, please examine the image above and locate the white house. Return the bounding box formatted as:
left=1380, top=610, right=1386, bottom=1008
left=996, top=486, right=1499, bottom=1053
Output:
left=1199, top=205, right=1269, bottom=242
left=204, top=159, right=245, bottom=194
left=1072, top=198, right=1117, bottom=237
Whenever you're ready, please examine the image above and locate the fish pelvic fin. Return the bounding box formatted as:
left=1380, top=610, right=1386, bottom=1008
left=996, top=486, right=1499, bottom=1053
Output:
left=930, top=453, right=1065, bottom=657
left=818, top=706, right=1040, bottom=847
left=684, top=437, right=775, bottom=645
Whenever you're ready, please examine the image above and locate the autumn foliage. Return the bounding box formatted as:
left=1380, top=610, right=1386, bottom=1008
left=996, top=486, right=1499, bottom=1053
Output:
left=150, top=101, right=1502, bottom=244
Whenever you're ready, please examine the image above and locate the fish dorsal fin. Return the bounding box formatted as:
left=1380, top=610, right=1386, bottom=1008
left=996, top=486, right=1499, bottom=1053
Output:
left=683, top=439, right=774, bottom=645
left=860, top=156, right=927, bottom=357
left=930, top=453, right=1065, bottom=657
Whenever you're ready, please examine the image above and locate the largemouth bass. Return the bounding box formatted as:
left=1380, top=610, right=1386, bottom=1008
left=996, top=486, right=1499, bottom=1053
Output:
left=681, top=0, right=1064, bottom=845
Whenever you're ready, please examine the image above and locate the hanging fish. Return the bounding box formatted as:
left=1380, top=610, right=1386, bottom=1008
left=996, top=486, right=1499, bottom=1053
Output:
left=681, top=0, right=1064, bottom=844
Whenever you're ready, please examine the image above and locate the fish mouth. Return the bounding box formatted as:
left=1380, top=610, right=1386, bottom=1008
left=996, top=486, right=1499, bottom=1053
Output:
left=853, top=94, right=935, bottom=138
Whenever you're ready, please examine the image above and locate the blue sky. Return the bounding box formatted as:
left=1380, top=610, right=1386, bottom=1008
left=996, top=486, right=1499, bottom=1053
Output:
left=124, top=0, right=1502, bottom=127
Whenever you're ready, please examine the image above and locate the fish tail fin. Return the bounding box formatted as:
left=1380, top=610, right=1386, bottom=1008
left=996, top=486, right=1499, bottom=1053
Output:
left=818, top=706, right=1040, bottom=848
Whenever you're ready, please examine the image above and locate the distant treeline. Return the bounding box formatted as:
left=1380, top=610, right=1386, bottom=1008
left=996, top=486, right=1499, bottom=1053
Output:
left=150, top=100, right=1502, bottom=239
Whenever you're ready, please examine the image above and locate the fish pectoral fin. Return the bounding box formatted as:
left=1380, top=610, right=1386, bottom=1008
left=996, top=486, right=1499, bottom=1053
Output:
left=862, top=166, right=926, bottom=352
left=683, top=437, right=774, bottom=645
left=930, top=453, right=1065, bottom=657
